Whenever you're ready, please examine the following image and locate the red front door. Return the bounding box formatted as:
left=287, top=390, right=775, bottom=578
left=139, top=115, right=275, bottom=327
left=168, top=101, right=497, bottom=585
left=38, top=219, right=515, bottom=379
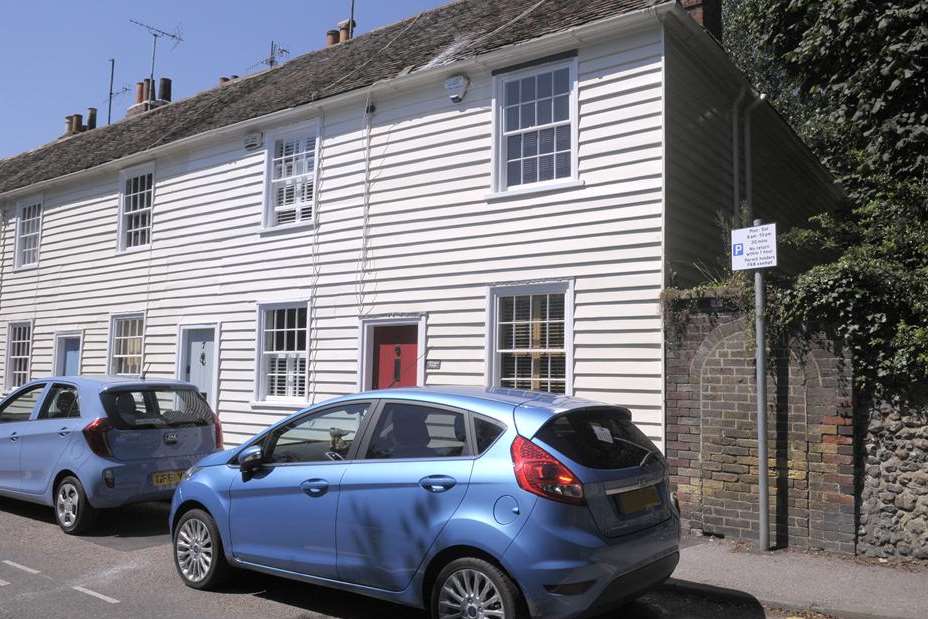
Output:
left=372, top=325, right=418, bottom=389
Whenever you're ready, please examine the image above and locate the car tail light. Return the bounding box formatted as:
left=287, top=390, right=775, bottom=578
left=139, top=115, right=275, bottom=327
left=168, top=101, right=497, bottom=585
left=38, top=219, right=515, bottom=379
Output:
left=83, top=418, right=112, bottom=458
left=213, top=413, right=224, bottom=450
left=511, top=436, right=584, bottom=505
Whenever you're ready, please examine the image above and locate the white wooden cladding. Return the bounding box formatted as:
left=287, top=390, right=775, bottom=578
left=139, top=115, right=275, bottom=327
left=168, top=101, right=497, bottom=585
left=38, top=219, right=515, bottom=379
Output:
left=0, top=29, right=668, bottom=449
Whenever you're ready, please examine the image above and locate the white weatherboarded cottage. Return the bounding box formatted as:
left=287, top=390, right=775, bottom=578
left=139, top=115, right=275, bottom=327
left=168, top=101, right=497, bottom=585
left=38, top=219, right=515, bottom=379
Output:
left=0, top=0, right=839, bottom=448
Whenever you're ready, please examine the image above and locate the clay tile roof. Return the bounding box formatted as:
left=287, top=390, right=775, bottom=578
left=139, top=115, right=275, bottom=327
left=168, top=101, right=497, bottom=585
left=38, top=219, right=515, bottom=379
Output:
left=0, top=0, right=667, bottom=195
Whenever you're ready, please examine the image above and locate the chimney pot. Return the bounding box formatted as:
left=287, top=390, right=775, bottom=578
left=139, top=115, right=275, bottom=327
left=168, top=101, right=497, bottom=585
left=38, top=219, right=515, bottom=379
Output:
left=135, top=82, right=145, bottom=104
left=86, top=108, right=97, bottom=130
left=219, top=76, right=230, bottom=86
left=681, top=0, right=722, bottom=41
left=71, top=113, right=84, bottom=134
left=326, top=29, right=340, bottom=47
left=64, top=115, right=74, bottom=135
left=158, top=77, right=172, bottom=102
left=143, top=78, right=153, bottom=102
left=338, top=20, right=355, bottom=43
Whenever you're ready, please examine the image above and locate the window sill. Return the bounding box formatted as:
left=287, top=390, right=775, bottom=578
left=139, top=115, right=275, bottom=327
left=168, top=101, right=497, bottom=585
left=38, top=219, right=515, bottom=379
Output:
left=258, top=221, right=316, bottom=236
left=250, top=399, right=310, bottom=410
left=117, top=244, right=151, bottom=255
left=13, top=264, right=38, bottom=273
left=484, top=179, right=585, bottom=201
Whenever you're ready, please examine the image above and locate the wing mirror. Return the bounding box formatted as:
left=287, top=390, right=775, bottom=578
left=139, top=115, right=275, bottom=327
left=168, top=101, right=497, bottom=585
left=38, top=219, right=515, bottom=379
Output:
left=237, top=445, right=263, bottom=471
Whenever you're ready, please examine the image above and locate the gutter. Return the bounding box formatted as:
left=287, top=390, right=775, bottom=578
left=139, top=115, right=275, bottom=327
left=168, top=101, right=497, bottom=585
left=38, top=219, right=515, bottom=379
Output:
left=0, top=1, right=677, bottom=203
left=743, top=93, right=767, bottom=220
left=731, top=88, right=746, bottom=218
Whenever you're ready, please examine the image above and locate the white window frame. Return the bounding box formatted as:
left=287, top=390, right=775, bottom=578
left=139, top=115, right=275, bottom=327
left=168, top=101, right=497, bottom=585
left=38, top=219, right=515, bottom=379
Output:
left=262, top=120, right=321, bottom=231
left=108, top=313, right=145, bottom=377
left=357, top=314, right=428, bottom=391
left=485, top=280, right=574, bottom=395
left=491, top=57, right=580, bottom=195
left=5, top=320, right=33, bottom=390
left=14, top=196, right=43, bottom=270
left=52, top=330, right=84, bottom=376
left=254, top=301, right=310, bottom=403
left=117, top=163, right=156, bottom=253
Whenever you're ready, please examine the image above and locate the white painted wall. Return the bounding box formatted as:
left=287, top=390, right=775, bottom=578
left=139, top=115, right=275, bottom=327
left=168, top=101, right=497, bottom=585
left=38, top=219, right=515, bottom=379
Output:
left=0, top=25, right=665, bottom=448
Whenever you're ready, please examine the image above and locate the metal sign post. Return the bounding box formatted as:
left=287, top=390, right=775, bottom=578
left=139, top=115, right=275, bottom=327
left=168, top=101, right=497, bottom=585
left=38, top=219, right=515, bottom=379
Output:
left=732, top=219, right=777, bottom=551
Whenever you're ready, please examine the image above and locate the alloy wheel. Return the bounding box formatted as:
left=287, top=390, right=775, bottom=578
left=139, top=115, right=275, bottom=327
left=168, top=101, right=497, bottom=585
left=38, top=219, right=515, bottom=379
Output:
left=55, top=483, right=79, bottom=528
left=438, top=568, right=505, bottom=619
left=175, top=517, right=214, bottom=583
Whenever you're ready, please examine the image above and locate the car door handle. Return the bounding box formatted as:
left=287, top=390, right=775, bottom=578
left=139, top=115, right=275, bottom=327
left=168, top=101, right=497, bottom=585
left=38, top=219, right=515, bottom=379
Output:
left=58, top=427, right=71, bottom=437
left=419, top=475, right=457, bottom=493
left=9, top=432, right=18, bottom=442
left=300, top=479, right=329, bottom=497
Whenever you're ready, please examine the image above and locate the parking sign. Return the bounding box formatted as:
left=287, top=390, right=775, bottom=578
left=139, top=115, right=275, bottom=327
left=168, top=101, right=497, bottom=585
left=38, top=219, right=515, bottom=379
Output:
left=731, top=223, right=777, bottom=271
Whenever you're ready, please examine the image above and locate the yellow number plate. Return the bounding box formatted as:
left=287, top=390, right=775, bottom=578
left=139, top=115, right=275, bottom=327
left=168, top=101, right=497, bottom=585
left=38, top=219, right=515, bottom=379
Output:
left=617, top=485, right=661, bottom=514
left=152, top=470, right=185, bottom=488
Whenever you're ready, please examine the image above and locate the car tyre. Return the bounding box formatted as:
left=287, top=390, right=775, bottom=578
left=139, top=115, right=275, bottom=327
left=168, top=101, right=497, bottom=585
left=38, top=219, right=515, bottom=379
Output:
left=173, top=508, right=231, bottom=590
left=431, top=557, right=526, bottom=619
left=54, top=476, right=98, bottom=535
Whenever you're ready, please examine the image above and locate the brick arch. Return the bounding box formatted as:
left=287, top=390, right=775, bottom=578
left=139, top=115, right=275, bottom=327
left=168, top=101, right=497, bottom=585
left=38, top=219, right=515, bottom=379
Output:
left=687, top=315, right=749, bottom=383
left=687, top=317, right=826, bottom=391
left=667, top=312, right=854, bottom=550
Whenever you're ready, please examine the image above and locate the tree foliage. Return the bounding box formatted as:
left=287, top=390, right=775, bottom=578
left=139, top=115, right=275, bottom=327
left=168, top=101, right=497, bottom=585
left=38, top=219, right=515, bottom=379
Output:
left=723, top=0, right=928, bottom=397
left=766, top=0, right=928, bottom=181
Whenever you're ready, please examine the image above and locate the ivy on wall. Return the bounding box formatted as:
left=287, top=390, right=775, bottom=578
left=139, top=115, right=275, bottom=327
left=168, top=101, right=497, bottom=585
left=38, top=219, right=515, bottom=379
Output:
left=682, top=0, right=928, bottom=401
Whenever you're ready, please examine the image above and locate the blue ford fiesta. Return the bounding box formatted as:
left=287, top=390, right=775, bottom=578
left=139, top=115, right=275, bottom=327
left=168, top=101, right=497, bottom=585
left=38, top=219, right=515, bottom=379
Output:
left=170, top=387, right=679, bottom=619
left=0, top=376, right=222, bottom=534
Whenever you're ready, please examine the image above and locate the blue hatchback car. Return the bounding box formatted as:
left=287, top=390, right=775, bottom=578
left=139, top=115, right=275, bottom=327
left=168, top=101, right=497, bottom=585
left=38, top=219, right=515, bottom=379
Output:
left=170, top=387, right=679, bottom=619
left=0, top=376, right=222, bottom=534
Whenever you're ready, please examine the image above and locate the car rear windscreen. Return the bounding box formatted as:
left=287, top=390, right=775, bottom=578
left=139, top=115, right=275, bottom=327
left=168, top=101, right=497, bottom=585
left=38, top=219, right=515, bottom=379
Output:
left=535, top=407, right=657, bottom=469
left=100, top=388, right=214, bottom=430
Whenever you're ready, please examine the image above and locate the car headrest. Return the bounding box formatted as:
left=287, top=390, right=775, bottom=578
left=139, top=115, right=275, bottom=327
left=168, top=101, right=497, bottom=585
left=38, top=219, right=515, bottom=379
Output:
left=115, top=392, right=137, bottom=419
left=453, top=414, right=466, bottom=442
left=56, top=390, right=76, bottom=416
left=391, top=408, right=430, bottom=448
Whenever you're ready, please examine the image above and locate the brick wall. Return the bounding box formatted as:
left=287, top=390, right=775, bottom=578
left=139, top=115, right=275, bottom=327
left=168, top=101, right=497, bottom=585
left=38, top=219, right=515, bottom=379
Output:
left=664, top=298, right=858, bottom=553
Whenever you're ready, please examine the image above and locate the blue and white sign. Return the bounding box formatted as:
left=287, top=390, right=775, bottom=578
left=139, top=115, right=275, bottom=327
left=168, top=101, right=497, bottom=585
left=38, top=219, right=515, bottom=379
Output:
left=731, top=223, right=777, bottom=271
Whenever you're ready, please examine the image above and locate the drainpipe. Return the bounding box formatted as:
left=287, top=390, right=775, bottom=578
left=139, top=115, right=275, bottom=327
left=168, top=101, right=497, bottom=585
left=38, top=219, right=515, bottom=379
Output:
left=731, top=88, right=746, bottom=219
left=743, top=94, right=767, bottom=220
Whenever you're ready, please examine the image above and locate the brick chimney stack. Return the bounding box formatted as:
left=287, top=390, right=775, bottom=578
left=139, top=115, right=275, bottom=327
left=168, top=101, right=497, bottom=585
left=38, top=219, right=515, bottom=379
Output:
left=681, top=0, right=722, bottom=41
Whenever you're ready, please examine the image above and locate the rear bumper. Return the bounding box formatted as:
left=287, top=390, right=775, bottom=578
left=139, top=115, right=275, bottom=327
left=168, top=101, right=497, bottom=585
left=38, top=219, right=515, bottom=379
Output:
left=82, top=457, right=200, bottom=508
left=503, top=502, right=680, bottom=619
left=581, top=550, right=678, bottom=617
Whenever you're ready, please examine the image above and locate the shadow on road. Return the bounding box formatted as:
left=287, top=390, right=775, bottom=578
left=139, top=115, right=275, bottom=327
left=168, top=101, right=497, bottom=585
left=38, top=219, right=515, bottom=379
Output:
left=0, top=496, right=56, bottom=524
left=616, top=579, right=766, bottom=618
left=0, top=496, right=170, bottom=551
left=223, top=572, right=422, bottom=619
left=225, top=574, right=764, bottom=619
left=92, top=501, right=171, bottom=539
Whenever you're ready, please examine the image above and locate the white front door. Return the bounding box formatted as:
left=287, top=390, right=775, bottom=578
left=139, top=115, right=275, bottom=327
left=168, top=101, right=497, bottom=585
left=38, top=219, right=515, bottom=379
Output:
left=181, top=328, right=216, bottom=405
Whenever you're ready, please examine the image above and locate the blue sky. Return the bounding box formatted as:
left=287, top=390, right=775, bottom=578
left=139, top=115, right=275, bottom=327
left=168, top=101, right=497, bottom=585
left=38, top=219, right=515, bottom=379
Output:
left=0, top=0, right=446, bottom=158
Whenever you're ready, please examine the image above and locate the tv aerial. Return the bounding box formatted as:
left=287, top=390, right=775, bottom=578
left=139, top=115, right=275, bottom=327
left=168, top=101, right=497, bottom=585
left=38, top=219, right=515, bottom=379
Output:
left=130, top=19, right=184, bottom=102
left=249, top=40, right=290, bottom=72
